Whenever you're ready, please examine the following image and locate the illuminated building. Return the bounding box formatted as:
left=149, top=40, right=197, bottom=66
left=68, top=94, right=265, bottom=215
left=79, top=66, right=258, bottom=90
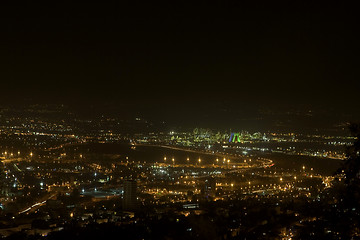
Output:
left=203, top=177, right=216, bottom=198
left=123, top=180, right=137, bottom=210
left=229, top=133, right=241, bottom=143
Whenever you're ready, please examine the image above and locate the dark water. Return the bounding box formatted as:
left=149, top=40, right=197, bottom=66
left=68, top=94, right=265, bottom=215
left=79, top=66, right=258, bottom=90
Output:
left=258, top=153, right=342, bottom=175
left=74, top=143, right=225, bottom=165
left=70, top=143, right=342, bottom=175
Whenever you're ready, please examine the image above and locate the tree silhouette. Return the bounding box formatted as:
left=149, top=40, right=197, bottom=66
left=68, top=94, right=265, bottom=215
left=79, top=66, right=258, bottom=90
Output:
left=338, top=123, right=360, bottom=203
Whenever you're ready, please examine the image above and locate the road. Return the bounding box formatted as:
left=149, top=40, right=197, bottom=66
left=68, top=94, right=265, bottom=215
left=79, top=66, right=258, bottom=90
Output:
left=18, top=193, right=57, bottom=215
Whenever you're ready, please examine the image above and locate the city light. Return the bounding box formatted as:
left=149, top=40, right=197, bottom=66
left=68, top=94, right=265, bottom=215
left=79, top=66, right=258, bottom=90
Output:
left=0, top=4, right=356, bottom=239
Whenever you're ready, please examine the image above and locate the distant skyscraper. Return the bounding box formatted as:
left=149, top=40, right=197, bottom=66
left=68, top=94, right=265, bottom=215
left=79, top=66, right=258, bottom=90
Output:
left=123, top=180, right=137, bottom=210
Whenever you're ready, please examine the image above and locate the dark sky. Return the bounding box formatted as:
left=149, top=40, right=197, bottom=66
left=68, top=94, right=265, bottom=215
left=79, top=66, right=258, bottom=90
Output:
left=0, top=2, right=359, bottom=116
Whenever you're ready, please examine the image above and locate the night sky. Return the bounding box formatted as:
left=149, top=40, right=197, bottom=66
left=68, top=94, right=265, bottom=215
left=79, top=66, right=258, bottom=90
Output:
left=0, top=2, right=359, bottom=121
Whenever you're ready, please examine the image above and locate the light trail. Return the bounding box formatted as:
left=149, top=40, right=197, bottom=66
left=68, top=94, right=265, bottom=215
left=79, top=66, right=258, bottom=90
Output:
left=18, top=194, right=56, bottom=214
left=19, top=200, right=47, bottom=214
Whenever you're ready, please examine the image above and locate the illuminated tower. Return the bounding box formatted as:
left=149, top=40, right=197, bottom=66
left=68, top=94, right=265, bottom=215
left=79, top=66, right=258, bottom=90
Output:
left=123, top=180, right=137, bottom=210
left=203, top=177, right=216, bottom=198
